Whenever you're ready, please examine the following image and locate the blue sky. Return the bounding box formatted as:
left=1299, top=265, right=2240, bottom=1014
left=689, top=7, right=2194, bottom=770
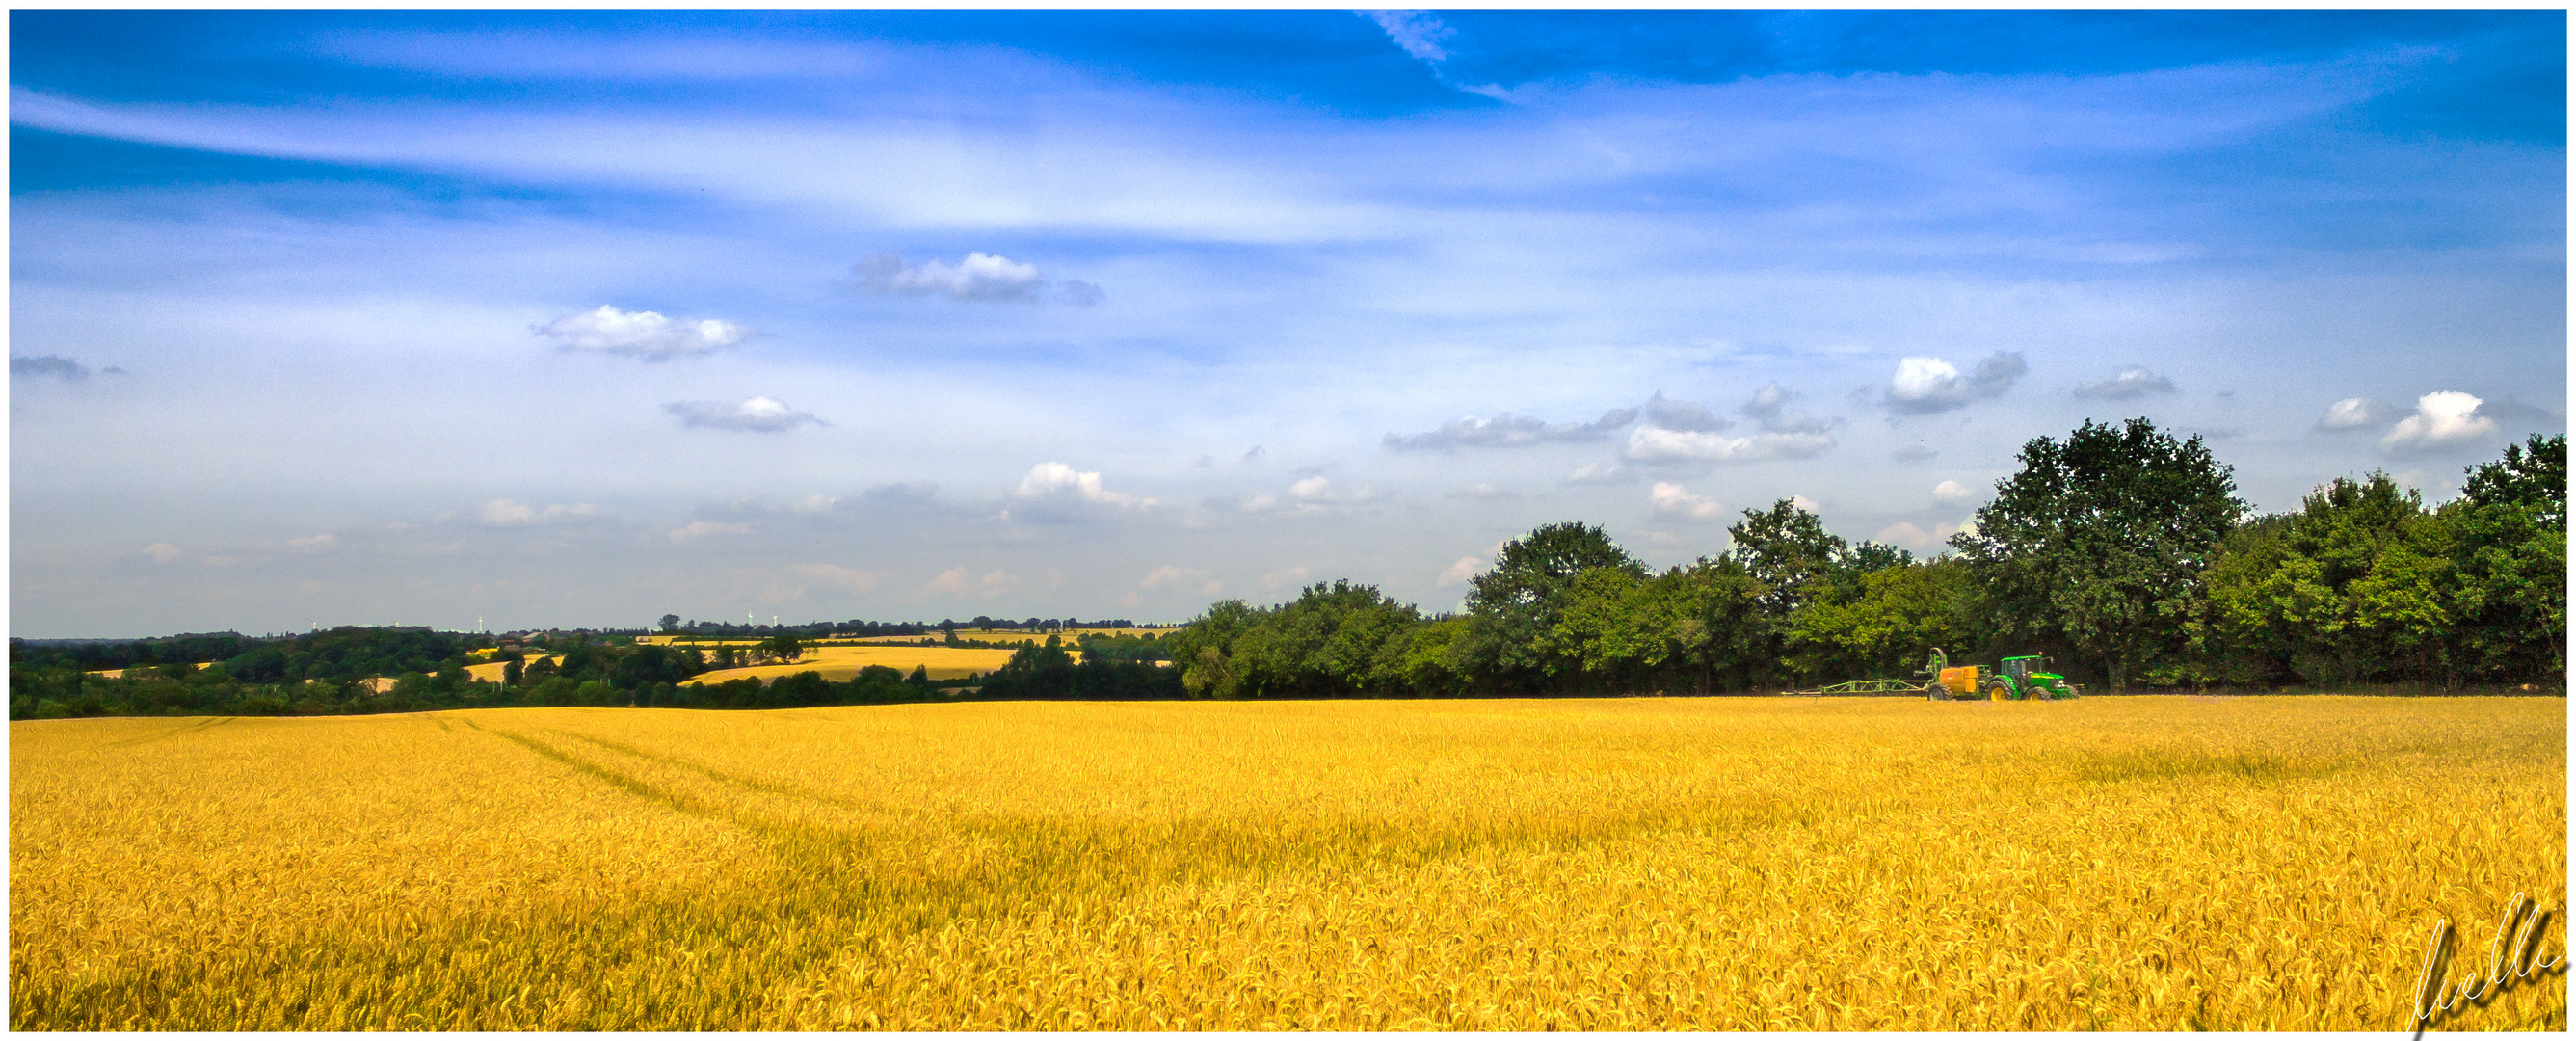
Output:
left=9, top=10, right=2565, bottom=637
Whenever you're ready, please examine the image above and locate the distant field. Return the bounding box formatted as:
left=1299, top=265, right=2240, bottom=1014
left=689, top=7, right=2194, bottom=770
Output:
left=681, top=645, right=1027, bottom=685
left=642, top=627, right=1164, bottom=648
left=10, top=696, right=2561, bottom=1030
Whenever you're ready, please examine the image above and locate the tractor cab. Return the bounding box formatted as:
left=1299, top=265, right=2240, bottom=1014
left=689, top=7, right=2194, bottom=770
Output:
left=2001, top=655, right=2050, bottom=681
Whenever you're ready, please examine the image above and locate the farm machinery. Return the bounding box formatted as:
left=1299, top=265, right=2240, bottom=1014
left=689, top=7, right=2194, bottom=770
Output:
left=1925, top=648, right=2079, bottom=701
left=1786, top=648, right=2079, bottom=700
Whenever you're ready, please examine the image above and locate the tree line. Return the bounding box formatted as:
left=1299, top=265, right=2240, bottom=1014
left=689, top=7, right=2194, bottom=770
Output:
left=1158, top=421, right=2563, bottom=698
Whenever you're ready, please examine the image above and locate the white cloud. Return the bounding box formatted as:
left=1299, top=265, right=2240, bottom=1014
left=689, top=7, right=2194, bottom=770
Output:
left=476, top=499, right=599, bottom=526
left=2074, top=365, right=2176, bottom=399
left=535, top=305, right=748, bottom=360
left=1288, top=476, right=1375, bottom=503
left=1566, top=462, right=1629, bottom=484
left=1013, top=462, right=1139, bottom=506
left=1649, top=482, right=1724, bottom=520
left=1385, top=408, right=1638, bottom=451
left=1788, top=494, right=1821, bottom=513
left=1875, top=518, right=1975, bottom=551
left=788, top=563, right=879, bottom=592
left=1260, top=565, right=1312, bottom=591
left=2382, top=391, right=2498, bottom=453
left=1886, top=352, right=2027, bottom=414
left=284, top=533, right=337, bottom=552
left=2317, top=396, right=2395, bottom=431
left=1873, top=522, right=1935, bottom=549
left=1436, top=555, right=1483, bottom=587
left=143, top=542, right=184, bottom=564
left=1624, top=427, right=1834, bottom=464
left=1932, top=479, right=1974, bottom=504
left=664, top=396, right=824, bottom=432
left=1139, top=564, right=1207, bottom=590
left=853, top=252, right=1101, bottom=305
left=668, top=520, right=752, bottom=543
left=922, top=566, right=1011, bottom=597
left=1362, top=10, right=1452, bottom=63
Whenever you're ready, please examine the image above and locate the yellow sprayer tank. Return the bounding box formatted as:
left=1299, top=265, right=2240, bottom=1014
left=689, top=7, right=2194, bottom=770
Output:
left=1939, top=666, right=1981, bottom=696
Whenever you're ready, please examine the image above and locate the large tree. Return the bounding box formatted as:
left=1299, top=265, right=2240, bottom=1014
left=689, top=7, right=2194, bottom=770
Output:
left=1950, top=417, right=2244, bottom=689
left=1460, top=522, right=1645, bottom=691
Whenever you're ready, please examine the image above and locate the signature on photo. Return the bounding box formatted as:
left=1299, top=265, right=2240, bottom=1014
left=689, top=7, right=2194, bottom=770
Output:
left=2412, top=891, right=2563, bottom=1032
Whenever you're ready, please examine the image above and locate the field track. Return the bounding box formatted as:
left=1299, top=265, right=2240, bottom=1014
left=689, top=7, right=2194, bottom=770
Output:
left=11, top=696, right=2563, bottom=1029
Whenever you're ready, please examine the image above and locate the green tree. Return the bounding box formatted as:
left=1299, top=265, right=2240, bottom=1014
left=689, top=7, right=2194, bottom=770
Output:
left=1460, top=521, right=1646, bottom=692
left=2445, top=434, right=2567, bottom=681
left=1951, top=417, right=2244, bottom=690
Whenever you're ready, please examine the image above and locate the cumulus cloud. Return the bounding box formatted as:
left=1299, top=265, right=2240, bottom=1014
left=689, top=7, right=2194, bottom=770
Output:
left=2317, top=396, right=2396, bottom=431
left=1384, top=408, right=1638, bottom=451
left=536, top=305, right=748, bottom=360
left=664, top=396, right=825, bottom=432
left=12, top=355, right=90, bottom=380
left=789, top=563, right=879, bottom=592
left=1624, top=427, right=1834, bottom=464
left=143, top=542, right=184, bottom=564
left=1649, top=482, right=1725, bottom=520
left=2381, top=391, right=2498, bottom=453
left=853, top=252, right=1102, bottom=305
left=1932, top=479, right=1975, bottom=504
left=668, top=520, right=753, bottom=543
left=1437, top=555, right=1483, bottom=587
left=2074, top=365, right=2176, bottom=399
left=283, top=533, right=337, bottom=552
left=476, top=499, right=598, bottom=526
left=1014, top=462, right=1139, bottom=506
left=1885, top=352, right=2027, bottom=414
left=1566, top=462, right=1629, bottom=484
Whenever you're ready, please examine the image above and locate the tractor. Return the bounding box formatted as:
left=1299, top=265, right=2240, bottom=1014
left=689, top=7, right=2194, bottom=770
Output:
left=1924, top=649, right=2079, bottom=701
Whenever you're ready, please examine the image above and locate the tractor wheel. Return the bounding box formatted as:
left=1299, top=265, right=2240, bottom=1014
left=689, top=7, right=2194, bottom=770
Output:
left=1986, top=680, right=2010, bottom=702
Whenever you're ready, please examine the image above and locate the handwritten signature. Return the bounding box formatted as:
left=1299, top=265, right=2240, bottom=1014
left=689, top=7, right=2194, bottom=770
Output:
left=2411, top=891, right=2563, bottom=1031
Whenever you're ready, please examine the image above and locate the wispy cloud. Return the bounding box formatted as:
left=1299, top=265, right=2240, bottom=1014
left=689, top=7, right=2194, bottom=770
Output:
left=1386, top=408, right=1638, bottom=451
left=1358, top=10, right=1509, bottom=100
left=853, top=252, right=1102, bottom=305
left=2074, top=365, right=2176, bottom=399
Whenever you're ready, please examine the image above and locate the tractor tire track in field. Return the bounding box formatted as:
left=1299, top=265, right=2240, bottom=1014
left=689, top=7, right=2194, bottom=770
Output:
left=548, top=731, right=874, bottom=814
left=102, top=715, right=235, bottom=749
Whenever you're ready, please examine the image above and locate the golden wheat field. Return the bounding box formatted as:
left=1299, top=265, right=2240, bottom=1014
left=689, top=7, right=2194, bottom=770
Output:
left=10, top=696, right=2563, bottom=1030
left=680, top=645, right=1028, bottom=686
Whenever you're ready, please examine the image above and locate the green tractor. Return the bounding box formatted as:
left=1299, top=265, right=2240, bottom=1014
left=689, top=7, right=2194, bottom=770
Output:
left=1987, top=654, right=2078, bottom=701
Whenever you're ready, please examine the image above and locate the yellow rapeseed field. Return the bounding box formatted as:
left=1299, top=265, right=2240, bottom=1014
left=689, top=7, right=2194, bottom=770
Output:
left=10, top=696, right=2563, bottom=1029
